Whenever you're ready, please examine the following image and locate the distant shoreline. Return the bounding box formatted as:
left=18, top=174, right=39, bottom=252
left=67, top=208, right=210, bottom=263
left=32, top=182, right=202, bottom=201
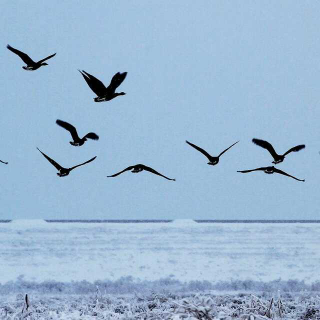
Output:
left=2, top=219, right=320, bottom=223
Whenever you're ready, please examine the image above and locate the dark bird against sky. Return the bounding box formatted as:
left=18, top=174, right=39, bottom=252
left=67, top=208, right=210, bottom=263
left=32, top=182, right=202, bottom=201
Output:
left=237, top=166, right=305, bottom=182
left=252, top=138, right=305, bottom=164
left=56, top=120, right=99, bottom=146
left=7, top=45, right=56, bottom=71
left=37, top=148, right=96, bottom=177
left=0, top=160, right=8, bottom=165
left=186, top=140, right=239, bottom=166
left=78, top=70, right=127, bottom=102
left=107, top=164, right=175, bottom=181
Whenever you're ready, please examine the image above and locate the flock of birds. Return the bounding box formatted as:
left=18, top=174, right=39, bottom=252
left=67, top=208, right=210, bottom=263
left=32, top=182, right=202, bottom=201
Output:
left=3, top=44, right=306, bottom=182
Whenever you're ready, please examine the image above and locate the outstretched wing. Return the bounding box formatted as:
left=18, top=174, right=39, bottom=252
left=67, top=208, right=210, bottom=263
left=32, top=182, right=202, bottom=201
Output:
left=38, top=53, right=56, bottom=64
left=79, top=70, right=107, bottom=96
left=273, top=167, right=305, bottom=182
left=37, top=147, right=63, bottom=171
left=7, top=45, right=35, bottom=65
left=56, top=119, right=80, bottom=141
left=252, top=138, right=278, bottom=160
left=141, top=165, right=175, bottom=181
left=218, top=141, right=239, bottom=157
left=83, top=132, right=99, bottom=140
left=69, top=156, right=97, bottom=171
left=186, top=140, right=212, bottom=160
left=107, top=166, right=134, bottom=178
left=107, top=72, right=127, bottom=92
left=237, top=167, right=267, bottom=173
left=283, top=144, right=305, bottom=156
left=0, top=160, right=8, bottom=165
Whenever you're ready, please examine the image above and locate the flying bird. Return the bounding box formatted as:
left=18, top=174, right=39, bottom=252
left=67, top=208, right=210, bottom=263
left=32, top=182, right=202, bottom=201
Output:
left=0, top=160, right=8, bottom=165
left=252, top=138, right=305, bottom=164
left=237, top=166, right=304, bottom=182
left=78, top=70, right=127, bottom=102
left=56, top=120, right=99, bottom=146
left=37, top=148, right=96, bottom=177
left=186, top=140, right=239, bottom=166
left=107, top=164, right=175, bottom=181
left=7, top=45, right=56, bottom=71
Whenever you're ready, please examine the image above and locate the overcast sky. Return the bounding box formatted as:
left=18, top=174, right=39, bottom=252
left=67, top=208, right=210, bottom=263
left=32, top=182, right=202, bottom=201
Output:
left=1, top=1, right=320, bottom=220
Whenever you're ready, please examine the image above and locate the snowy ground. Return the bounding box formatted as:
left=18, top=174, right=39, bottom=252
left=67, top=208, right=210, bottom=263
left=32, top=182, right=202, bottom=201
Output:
left=2, top=220, right=320, bottom=318
left=1, top=219, right=320, bottom=285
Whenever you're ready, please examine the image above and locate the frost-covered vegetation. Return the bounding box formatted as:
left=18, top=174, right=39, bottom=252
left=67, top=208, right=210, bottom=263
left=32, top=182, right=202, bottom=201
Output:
left=2, top=277, right=320, bottom=295
left=2, top=291, right=320, bottom=319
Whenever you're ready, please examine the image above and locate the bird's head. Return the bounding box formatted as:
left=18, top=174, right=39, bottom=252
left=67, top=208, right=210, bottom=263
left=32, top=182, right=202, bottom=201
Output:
left=118, top=92, right=126, bottom=96
left=41, top=63, right=48, bottom=66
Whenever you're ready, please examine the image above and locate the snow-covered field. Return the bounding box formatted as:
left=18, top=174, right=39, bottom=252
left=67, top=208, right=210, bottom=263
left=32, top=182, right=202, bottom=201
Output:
left=2, top=219, right=320, bottom=285
left=1, top=220, right=320, bottom=318
left=2, top=292, right=320, bottom=319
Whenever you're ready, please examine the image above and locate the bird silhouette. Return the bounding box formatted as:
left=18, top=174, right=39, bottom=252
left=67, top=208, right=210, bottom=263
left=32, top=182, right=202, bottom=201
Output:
left=0, top=160, right=8, bottom=165
left=252, top=138, right=305, bottom=164
left=237, top=166, right=304, bottom=182
left=107, top=164, right=175, bottom=181
left=37, top=148, right=96, bottom=177
left=186, top=140, right=239, bottom=166
left=7, top=45, right=56, bottom=71
left=78, top=70, right=127, bottom=102
left=56, top=120, right=99, bottom=146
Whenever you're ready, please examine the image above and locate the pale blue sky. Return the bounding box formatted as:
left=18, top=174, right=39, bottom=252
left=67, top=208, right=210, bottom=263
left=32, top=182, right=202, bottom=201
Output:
left=1, top=1, right=319, bottom=219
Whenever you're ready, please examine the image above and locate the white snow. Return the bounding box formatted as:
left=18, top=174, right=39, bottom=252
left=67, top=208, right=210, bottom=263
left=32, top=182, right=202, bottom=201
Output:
left=2, top=222, right=320, bottom=318
left=9, top=219, right=49, bottom=228
left=10, top=219, right=48, bottom=225
left=1, top=222, right=320, bottom=287
left=1, top=292, right=319, bottom=319
left=170, top=219, right=198, bottom=225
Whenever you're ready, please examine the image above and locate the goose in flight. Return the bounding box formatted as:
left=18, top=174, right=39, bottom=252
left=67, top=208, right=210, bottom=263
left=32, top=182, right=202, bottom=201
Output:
left=7, top=45, right=56, bottom=71
left=237, top=166, right=304, bottom=182
left=107, top=164, right=175, bottom=181
left=186, top=140, right=239, bottom=166
left=252, top=138, right=305, bottom=164
left=56, top=120, right=99, bottom=146
left=78, top=70, right=127, bottom=102
left=37, top=148, right=96, bottom=177
left=0, top=160, right=8, bottom=165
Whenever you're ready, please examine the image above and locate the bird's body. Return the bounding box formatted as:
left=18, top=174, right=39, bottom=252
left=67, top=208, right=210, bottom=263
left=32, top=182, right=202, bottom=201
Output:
left=7, top=45, right=56, bottom=71
left=237, top=166, right=305, bottom=182
left=79, top=70, right=127, bottom=102
left=0, top=160, right=8, bottom=165
left=252, top=138, right=305, bottom=164
left=107, top=164, right=175, bottom=181
left=37, top=148, right=96, bottom=177
left=56, top=120, right=99, bottom=146
left=186, top=140, right=239, bottom=166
